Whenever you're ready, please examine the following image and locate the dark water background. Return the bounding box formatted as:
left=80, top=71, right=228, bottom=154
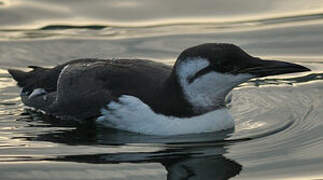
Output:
left=1, top=0, right=323, bottom=179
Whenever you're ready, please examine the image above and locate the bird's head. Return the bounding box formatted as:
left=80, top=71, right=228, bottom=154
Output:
left=174, top=43, right=310, bottom=113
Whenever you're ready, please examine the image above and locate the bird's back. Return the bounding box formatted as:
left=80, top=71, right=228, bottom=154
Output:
left=9, top=58, right=172, bottom=120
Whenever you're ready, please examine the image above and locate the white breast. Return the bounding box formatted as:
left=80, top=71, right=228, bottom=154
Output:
left=97, top=95, right=234, bottom=136
left=176, top=57, right=253, bottom=113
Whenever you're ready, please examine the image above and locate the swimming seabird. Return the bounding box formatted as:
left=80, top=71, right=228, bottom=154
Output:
left=8, top=43, right=310, bottom=135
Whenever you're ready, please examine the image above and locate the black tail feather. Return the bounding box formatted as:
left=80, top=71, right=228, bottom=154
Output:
left=8, top=69, right=30, bottom=87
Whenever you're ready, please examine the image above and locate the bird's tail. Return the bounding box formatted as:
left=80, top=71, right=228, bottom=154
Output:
left=8, top=66, right=47, bottom=87
left=8, top=69, right=30, bottom=87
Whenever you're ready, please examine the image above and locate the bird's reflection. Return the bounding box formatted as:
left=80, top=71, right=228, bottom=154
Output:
left=163, top=154, right=241, bottom=180
left=47, top=148, right=242, bottom=180
left=18, top=110, right=242, bottom=180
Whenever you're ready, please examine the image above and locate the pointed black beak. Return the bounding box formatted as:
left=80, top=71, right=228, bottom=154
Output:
left=239, top=58, right=310, bottom=77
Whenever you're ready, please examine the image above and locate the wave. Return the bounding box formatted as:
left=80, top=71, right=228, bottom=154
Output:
left=1, top=12, right=323, bottom=40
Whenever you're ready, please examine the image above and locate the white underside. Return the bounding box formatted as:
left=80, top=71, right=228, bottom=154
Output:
left=28, top=88, right=47, bottom=99
left=96, top=95, right=234, bottom=136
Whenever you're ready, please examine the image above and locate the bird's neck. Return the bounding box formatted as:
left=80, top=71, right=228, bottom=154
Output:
left=150, top=72, right=228, bottom=117
left=176, top=71, right=231, bottom=115
left=150, top=72, right=196, bottom=117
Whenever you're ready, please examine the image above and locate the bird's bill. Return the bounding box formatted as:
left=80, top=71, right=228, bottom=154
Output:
left=239, top=58, right=310, bottom=77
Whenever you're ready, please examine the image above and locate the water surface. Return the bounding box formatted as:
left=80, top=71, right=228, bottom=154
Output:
left=1, top=0, right=323, bottom=179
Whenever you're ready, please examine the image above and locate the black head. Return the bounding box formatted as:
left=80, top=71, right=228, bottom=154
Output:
left=177, top=43, right=251, bottom=73
left=175, top=43, right=310, bottom=83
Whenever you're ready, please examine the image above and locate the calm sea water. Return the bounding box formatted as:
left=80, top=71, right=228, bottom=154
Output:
left=1, top=0, right=323, bottom=179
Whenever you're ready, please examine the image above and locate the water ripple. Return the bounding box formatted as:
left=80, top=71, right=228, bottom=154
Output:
left=1, top=12, right=323, bottom=40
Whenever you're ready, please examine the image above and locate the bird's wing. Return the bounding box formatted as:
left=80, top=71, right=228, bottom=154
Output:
left=9, top=58, right=172, bottom=120
left=49, top=61, right=114, bottom=120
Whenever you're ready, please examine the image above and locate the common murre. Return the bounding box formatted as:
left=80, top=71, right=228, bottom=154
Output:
left=8, top=43, right=310, bottom=135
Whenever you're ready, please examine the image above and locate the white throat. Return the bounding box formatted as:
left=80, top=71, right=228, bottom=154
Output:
left=176, top=57, right=253, bottom=113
